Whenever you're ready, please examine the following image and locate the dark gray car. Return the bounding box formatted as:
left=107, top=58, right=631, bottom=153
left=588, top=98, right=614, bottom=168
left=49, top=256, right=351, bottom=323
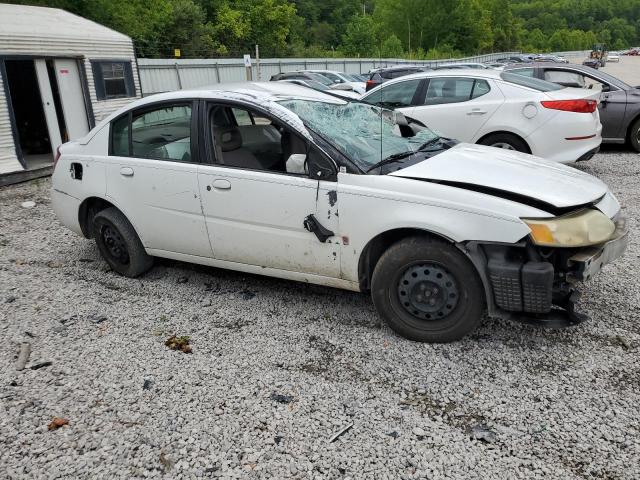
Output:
left=506, top=63, right=640, bottom=151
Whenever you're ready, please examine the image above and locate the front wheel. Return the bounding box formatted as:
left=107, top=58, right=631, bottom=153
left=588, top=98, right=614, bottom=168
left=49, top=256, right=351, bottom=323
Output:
left=629, top=117, right=640, bottom=152
left=92, top=207, right=153, bottom=277
left=371, top=236, right=485, bottom=342
left=478, top=133, right=530, bottom=153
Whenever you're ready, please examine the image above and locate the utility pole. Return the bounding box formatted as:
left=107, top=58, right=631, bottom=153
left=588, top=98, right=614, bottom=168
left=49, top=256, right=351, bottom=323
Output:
left=255, top=44, right=260, bottom=81
left=408, top=18, right=411, bottom=60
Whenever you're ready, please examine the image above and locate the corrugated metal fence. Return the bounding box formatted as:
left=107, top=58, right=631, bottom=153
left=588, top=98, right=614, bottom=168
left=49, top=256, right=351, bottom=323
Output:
left=138, top=52, right=523, bottom=96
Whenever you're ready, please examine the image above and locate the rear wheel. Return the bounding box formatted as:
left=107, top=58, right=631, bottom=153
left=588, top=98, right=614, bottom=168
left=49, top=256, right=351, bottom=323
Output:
left=92, top=207, right=153, bottom=277
left=371, top=236, right=485, bottom=342
left=629, top=117, right=640, bottom=152
left=478, top=133, right=529, bottom=153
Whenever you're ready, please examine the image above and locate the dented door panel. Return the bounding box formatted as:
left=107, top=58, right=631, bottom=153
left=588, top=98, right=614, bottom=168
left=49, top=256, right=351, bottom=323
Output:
left=197, top=166, right=341, bottom=277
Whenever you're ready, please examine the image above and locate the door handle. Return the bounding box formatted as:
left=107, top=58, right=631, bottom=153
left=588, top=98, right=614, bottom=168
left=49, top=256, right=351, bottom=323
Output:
left=120, top=167, right=134, bottom=177
left=467, top=109, right=487, bottom=115
left=212, top=179, right=231, bottom=190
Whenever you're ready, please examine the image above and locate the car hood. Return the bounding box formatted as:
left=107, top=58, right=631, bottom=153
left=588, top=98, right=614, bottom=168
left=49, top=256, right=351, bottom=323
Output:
left=389, top=143, right=607, bottom=210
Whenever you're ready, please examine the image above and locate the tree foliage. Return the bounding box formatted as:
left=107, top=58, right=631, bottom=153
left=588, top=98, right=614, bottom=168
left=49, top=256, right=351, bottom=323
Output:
left=7, top=0, right=640, bottom=58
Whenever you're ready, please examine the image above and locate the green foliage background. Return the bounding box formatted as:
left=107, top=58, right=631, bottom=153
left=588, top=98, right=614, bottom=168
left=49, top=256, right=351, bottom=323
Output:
left=8, top=0, right=640, bottom=58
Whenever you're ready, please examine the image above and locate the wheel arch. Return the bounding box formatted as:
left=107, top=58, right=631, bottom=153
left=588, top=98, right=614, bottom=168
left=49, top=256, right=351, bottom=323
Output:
left=78, top=196, right=118, bottom=239
left=625, top=112, right=640, bottom=146
left=476, top=130, right=532, bottom=154
left=357, top=228, right=456, bottom=292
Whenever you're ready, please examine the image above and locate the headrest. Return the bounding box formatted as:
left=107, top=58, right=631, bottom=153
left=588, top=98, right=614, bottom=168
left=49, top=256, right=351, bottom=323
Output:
left=215, top=127, right=242, bottom=152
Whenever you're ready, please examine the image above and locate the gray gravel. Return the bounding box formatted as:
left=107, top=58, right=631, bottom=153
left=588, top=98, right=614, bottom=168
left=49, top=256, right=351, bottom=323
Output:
left=1, top=148, right=639, bottom=479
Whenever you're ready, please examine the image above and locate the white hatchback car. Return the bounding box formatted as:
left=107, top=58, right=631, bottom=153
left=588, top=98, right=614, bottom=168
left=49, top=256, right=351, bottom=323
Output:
left=360, top=69, right=602, bottom=163
left=52, top=82, right=627, bottom=342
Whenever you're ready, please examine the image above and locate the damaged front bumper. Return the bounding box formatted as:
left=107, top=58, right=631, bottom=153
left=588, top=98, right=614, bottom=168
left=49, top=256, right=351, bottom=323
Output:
left=464, top=217, right=628, bottom=328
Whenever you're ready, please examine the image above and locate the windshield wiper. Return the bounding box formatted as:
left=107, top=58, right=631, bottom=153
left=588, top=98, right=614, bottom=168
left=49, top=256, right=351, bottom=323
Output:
left=365, top=151, right=415, bottom=172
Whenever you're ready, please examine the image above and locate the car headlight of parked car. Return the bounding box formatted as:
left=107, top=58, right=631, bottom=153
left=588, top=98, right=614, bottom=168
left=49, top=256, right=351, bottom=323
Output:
left=522, top=209, right=615, bottom=247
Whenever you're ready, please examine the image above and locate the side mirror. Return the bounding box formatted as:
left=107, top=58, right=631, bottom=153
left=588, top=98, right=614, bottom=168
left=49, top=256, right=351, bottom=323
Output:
left=307, top=149, right=337, bottom=181
left=286, top=153, right=307, bottom=175
left=601, top=84, right=611, bottom=92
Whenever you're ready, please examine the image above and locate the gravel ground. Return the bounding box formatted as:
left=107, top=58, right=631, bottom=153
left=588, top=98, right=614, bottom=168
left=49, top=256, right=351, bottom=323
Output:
left=1, top=148, right=639, bottom=479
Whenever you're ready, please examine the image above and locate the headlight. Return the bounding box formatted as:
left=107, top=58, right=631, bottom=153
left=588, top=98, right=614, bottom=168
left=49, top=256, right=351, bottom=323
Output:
left=522, top=209, right=615, bottom=247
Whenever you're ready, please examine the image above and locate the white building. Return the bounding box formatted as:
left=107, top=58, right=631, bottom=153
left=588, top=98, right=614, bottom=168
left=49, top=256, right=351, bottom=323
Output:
left=0, top=3, right=141, bottom=184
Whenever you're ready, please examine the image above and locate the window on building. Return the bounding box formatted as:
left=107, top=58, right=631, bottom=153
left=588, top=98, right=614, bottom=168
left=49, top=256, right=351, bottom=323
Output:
left=91, top=60, right=136, bottom=100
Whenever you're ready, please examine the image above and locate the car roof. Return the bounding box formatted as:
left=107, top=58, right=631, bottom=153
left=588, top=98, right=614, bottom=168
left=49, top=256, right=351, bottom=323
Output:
left=369, top=64, right=427, bottom=73
left=87, top=81, right=348, bottom=144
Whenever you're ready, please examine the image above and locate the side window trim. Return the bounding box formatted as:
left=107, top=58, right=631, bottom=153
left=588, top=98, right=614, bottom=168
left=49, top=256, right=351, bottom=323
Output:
left=108, top=100, right=198, bottom=163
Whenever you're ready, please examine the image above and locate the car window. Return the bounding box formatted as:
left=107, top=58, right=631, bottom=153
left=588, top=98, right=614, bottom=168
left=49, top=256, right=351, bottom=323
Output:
left=422, top=77, right=476, bottom=105
left=362, top=78, right=421, bottom=108
left=112, top=104, right=193, bottom=162
left=471, top=79, right=491, bottom=98
left=210, top=104, right=311, bottom=175
left=543, top=70, right=586, bottom=88
left=510, top=68, right=535, bottom=77
left=111, top=114, right=130, bottom=156
left=500, top=72, right=563, bottom=91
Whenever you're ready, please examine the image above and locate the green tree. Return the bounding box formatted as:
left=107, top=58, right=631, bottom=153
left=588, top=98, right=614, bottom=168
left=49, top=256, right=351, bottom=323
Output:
left=380, top=35, right=404, bottom=58
left=341, top=15, right=376, bottom=57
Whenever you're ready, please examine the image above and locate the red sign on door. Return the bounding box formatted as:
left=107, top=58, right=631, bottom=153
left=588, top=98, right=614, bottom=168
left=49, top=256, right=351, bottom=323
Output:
left=60, top=69, right=69, bottom=74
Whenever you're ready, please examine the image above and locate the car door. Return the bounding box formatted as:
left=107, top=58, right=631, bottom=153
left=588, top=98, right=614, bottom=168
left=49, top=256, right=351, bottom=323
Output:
left=361, top=78, right=424, bottom=118
left=196, top=102, right=341, bottom=277
left=408, top=77, right=504, bottom=141
left=541, top=68, right=626, bottom=140
left=105, top=101, right=212, bottom=258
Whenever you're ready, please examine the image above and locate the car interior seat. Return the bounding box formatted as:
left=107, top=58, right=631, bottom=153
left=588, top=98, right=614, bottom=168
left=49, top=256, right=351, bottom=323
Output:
left=214, top=126, right=263, bottom=169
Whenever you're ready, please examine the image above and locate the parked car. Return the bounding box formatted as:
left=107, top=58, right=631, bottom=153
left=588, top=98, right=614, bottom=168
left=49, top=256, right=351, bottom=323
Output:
left=270, top=71, right=334, bottom=85
left=506, top=63, right=640, bottom=151
left=51, top=82, right=627, bottom=342
left=434, top=62, right=492, bottom=70
left=495, top=54, right=533, bottom=64
left=277, top=79, right=361, bottom=100
left=583, top=58, right=600, bottom=69
left=532, top=54, right=569, bottom=63
left=360, top=69, right=602, bottom=163
left=365, top=65, right=429, bottom=91
left=301, top=70, right=366, bottom=94
left=607, top=51, right=620, bottom=62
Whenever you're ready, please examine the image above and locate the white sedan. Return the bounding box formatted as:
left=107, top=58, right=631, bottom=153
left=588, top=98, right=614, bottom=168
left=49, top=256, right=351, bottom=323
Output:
left=608, top=52, right=620, bottom=62
left=360, top=69, right=602, bottom=163
left=51, top=83, right=627, bottom=342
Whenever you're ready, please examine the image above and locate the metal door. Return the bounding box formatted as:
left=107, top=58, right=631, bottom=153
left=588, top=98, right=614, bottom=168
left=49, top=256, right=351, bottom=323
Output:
left=34, top=59, right=62, bottom=153
left=54, top=59, right=89, bottom=140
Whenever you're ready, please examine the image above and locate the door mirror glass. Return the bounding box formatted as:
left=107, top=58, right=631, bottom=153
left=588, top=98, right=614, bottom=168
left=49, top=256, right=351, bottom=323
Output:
left=286, top=153, right=307, bottom=175
left=307, top=147, right=336, bottom=181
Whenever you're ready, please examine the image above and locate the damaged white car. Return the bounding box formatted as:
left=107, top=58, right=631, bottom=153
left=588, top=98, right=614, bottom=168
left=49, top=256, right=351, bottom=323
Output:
left=51, top=83, right=628, bottom=342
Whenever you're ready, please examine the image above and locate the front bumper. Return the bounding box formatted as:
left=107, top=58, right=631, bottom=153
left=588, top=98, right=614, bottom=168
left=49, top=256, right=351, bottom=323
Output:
left=471, top=216, right=628, bottom=327
left=567, top=218, right=628, bottom=282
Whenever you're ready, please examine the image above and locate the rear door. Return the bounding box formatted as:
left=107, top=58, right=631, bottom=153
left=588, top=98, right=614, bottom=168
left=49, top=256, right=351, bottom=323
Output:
left=409, top=77, right=504, bottom=141
left=104, top=101, right=212, bottom=258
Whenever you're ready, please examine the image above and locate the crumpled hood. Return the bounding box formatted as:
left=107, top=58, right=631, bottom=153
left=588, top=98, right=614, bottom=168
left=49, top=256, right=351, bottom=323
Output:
left=389, top=143, right=607, bottom=209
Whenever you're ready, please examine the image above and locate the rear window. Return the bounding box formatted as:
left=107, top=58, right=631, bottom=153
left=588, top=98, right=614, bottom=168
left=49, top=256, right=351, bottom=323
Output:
left=500, top=72, right=563, bottom=92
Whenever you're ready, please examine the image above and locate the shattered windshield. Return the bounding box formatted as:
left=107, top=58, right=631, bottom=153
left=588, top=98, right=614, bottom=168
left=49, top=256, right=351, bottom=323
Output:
left=277, top=99, right=440, bottom=172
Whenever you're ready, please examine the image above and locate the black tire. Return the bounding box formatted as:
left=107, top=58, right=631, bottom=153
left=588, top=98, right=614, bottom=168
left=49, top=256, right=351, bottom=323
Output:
left=371, top=236, right=484, bottom=343
left=92, top=207, right=153, bottom=277
left=629, top=117, right=640, bottom=152
left=478, top=133, right=530, bottom=153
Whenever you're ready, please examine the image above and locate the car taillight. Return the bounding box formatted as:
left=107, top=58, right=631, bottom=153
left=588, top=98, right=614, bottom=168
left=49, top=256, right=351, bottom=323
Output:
left=541, top=99, right=597, bottom=113
left=53, top=146, right=61, bottom=170
left=366, top=80, right=377, bottom=90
